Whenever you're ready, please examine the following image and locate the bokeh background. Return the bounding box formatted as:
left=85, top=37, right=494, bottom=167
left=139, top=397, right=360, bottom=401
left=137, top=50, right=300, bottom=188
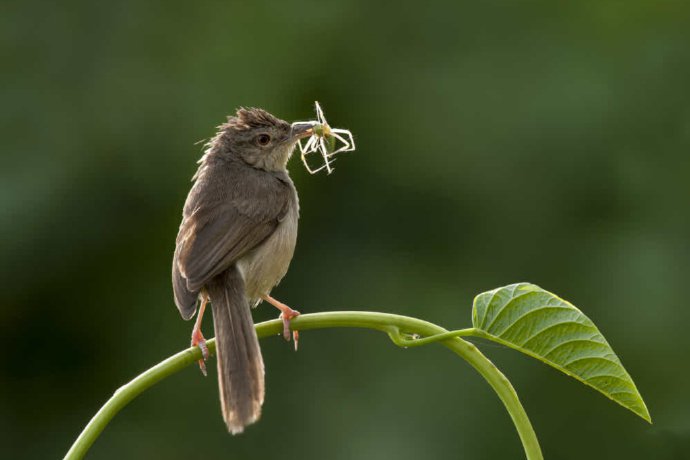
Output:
left=2, top=1, right=690, bottom=459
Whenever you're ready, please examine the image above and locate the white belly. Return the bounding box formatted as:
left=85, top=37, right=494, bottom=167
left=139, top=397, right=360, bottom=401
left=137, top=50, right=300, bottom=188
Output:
left=237, top=203, right=298, bottom=303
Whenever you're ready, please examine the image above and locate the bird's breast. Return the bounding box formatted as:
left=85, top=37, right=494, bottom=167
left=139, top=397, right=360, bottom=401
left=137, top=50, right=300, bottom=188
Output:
left=238, top=195, right=299, bottom=303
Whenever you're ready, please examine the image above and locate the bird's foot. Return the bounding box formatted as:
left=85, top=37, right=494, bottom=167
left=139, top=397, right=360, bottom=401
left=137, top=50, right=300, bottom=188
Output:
left=279, top=308, right=301, bottom=350
left=262, top=294, right=301, bottom=350
left=191, top=327, right=209, bottom=376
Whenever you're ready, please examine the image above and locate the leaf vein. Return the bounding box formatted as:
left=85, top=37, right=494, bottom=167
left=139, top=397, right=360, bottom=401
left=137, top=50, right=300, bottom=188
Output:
left=497, top=306, right=582, bottom=339
left=484, top=290, right=545, bottom=332
left=541, top=337, right=607, bottom=358
left=478, top=288, right=500, bottom=328
left=564, top=355, right=622, bottom=369
left=513, top=320, right=593, bottom=347
left=607, top=390, right=637, bottom=397
left=586, top=374, right=634, bottom=385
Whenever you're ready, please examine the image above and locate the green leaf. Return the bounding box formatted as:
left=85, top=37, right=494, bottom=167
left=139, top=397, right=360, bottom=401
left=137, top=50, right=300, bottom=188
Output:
left=472, top=282, right=651, bottom=423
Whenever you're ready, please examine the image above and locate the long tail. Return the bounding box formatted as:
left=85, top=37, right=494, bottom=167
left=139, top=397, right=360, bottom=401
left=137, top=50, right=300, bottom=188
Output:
left=207, top=265, right=265, bottom=434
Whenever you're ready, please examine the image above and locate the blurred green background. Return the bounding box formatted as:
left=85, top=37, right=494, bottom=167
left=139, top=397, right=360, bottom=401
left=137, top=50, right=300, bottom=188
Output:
left=2, top=1, right=690, bottom=459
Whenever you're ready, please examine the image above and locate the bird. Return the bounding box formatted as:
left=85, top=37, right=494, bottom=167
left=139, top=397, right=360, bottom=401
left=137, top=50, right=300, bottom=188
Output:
left=172, top=107, right=313, bottom=434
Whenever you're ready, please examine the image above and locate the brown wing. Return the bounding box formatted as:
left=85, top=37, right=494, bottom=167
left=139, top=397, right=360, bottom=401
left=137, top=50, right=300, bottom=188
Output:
left=172, top=164, right=291, bottom=320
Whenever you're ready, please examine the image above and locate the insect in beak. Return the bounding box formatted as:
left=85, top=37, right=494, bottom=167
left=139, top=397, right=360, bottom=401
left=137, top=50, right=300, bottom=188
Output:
left=291, top=101, right=356, bottom=175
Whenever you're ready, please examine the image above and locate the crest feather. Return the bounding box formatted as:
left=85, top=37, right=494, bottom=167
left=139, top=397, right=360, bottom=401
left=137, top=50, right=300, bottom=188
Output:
left=228, top=107, right=282, bottom=130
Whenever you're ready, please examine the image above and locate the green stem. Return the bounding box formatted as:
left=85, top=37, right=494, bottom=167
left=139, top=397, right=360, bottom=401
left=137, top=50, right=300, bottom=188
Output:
left=64, top=311, right=542, bottom=460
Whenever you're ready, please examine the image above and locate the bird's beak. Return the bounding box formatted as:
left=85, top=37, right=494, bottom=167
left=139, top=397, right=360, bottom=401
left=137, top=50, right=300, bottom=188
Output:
left=289, top=122, right=314, bottom=142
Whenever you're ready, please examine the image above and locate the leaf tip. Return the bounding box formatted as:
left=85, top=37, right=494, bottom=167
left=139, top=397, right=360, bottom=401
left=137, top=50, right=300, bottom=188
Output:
left=637, top=404, right=652, bottom=424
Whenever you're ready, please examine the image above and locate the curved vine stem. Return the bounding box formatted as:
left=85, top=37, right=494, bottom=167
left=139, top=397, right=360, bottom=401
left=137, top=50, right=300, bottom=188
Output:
left=64, top=311, right=543, bottom=460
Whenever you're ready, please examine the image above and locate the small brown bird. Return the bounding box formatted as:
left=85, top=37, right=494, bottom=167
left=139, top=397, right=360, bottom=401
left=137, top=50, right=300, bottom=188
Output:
left=172, top=108, right=312, bottom=433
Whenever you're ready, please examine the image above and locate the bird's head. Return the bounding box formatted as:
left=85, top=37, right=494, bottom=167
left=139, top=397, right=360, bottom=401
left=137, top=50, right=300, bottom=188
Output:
left=218, top=107, right=313, bottom=172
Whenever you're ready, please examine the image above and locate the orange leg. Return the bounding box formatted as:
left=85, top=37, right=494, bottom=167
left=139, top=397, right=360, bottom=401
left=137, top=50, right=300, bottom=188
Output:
left=191, top=295, right=210, bottom=376
left=261, top=294, right=300, bottom=350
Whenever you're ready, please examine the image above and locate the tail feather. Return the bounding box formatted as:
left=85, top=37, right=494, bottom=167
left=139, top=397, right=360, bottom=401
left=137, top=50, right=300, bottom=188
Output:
left=207, top=266, right=265, bottom=434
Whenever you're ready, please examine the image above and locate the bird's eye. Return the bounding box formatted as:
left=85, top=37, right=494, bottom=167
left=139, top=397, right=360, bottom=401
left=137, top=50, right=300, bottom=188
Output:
left=256, top=134, right=271, bottom=146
